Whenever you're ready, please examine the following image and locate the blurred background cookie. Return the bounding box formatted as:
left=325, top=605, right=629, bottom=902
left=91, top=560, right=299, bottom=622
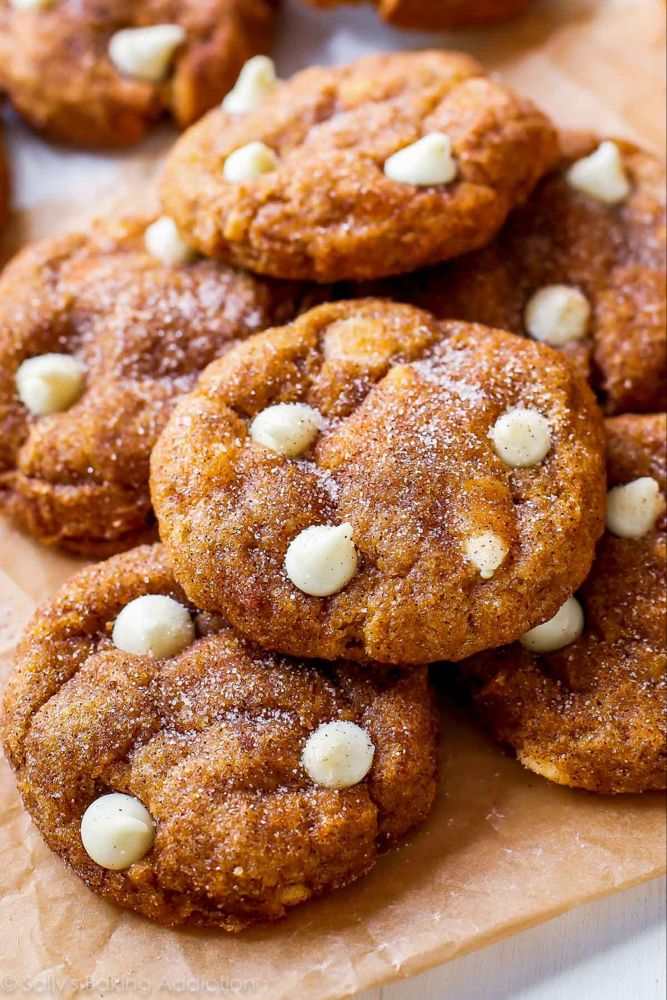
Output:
left=160, top=50, right=558, bottom=281
left=0, top=122, right=8, bottom=232
left=2, top=543, right=439, bottom=928
left=0, top=214, right=311, bottom=555
left=151, top=299, right=606, bottom=665
left=0, top=0, right=276, bottom=146
left=303, top=0, right=535, bottom=31
left=385, top=134, right=666, bottom=415
left=456, top=413, right=666, bottom=794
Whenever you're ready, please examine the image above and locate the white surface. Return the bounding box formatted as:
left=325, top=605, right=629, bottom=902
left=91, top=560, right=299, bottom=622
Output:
left=3, top=1, right=665, bottom=996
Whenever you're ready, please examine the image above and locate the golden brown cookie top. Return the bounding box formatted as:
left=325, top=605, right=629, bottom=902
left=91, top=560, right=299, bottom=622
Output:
left=2, top=544, right=438, bottom=929
left=151, top=299, right=606, bottom=665
left=160, top=50, right=558, bottom=282
left=458, top=413, right=667, bottom=795
left=391, top=134, right=666, bottom=415
left=0, top=214, right=306, bottom=555
left=304, top=0, right=535, bottom=30
left=0, top=0, right=275, bottom=146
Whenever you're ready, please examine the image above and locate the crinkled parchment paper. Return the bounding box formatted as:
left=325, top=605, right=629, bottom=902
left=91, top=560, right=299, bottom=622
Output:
left=0, top=0, right=665, bottom=996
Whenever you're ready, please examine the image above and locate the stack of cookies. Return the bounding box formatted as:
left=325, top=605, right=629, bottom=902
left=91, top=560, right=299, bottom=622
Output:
left=1, top=48, right=665, bottom=932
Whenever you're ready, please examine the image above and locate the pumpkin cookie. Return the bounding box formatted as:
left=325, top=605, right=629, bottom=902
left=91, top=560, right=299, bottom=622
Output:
left=160, top=50, right=558, bottom=282
left=457, top=413, right=666, bottom=794
left=0, top=214, right=307, bottom=555
left=0, top=0, right=275, bottom=147
left=151, top=299, right=606, bottom=665
left=304, top=0, right=535, bottom=30
left=391, top=134, right=666, bottom=415
left=2, top=544, right=438, bottom=929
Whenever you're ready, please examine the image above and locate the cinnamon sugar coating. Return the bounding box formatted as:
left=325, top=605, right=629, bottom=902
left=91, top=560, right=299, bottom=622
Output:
left=0, top=215, right=308, bottom=555
left=151, top=299, right=606, bottom=665
left=0, top=0, right=275, bottom=147
left=457, top=414, right=667, bottom=794
left=160, top=51, right=558, bottom=282
left=386, top=134, right=666, bottom=415
left=1, top=544, right=438, bottom=929
left=304, top=0, right=535, bottom=30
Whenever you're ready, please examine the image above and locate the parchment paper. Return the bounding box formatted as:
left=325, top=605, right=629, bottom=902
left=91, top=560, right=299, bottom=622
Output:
left=1, top=0, right=665, bottom=996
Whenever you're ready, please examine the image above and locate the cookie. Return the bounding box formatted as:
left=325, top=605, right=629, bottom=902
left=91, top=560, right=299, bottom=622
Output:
left=304, top=0, right=534, bottom=30
left=160, top=51, right=558, bottom=282
left=0, top=214, right=307, bottom=555
left=151, top=299, right=606, bottom=666
left=388, top=134, right=666, bottom=415
left=457, top=413, right=666, bottom=794
left=1, top=544, right=438, bottom=929
left=0, top=0, right=275, bottom=147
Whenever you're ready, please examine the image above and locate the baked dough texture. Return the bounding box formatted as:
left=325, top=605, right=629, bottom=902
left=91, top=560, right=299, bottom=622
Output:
left=457, top=413, right=667, bottom=795
left=151, top=299, right=606, bottom=665
left=0, top=215, right=308, bottom=555
left=1, top=544, right=439, bottom=929
left=303, top=0, right=535, bottom=30
left=0, top=0, right=275, bottom=147
left=160, top=51, right=558, bottom=282
left=388, top=134, right=666, bottom=415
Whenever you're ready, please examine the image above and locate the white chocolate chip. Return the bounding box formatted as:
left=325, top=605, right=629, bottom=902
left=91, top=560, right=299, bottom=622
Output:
left=112, top=595, right=195, bottom=658
left=301, top=721, right=375, bottom=789
left=250, top=403, right=323, bottom=457
left=524, top=285, right=591, bottom=347
left=221, top=55, right=279, bottom=114
left=383, top=132, right=458, bottom=187
left=323, top=316, right=387, bottom=363
left=489, top=407, right=551, bottom=469
left=109, top=24, right=186, bottom=84
left=566, top=141, right=631, bottom=205
left=16, top=353, right=86, bottom=416
left=278, top=883, right=310, bottom=905
left=284, top=524, right=358, bottom=597
left=464, top=531, right=509, bottom=580
left=606, top=477, right=665, bottom=539
left=518, top=754, right=567, bottom=785
left=10, top=0, right=53, bottom=9
left=519, top=596, right=584, bottom=653
left=222, top=142, right=279, bottom=182
left=144, top=216, right=194, bottom=267
left=80, top=793, right=154, bottom=871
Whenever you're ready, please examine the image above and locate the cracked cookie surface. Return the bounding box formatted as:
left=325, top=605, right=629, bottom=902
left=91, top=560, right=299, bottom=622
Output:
left=0, top=214, right=307, bottom=555
left=151, top=299, right=606, bottom=665
left=457, top=413, right=667, bottom=794
left=1, top=544, right=438, bottom=929
left=387, top=134, right=666, bottom=415
left=0, top=0, right=275, bottom=147
left=160, top=50, right=558, bottom=282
